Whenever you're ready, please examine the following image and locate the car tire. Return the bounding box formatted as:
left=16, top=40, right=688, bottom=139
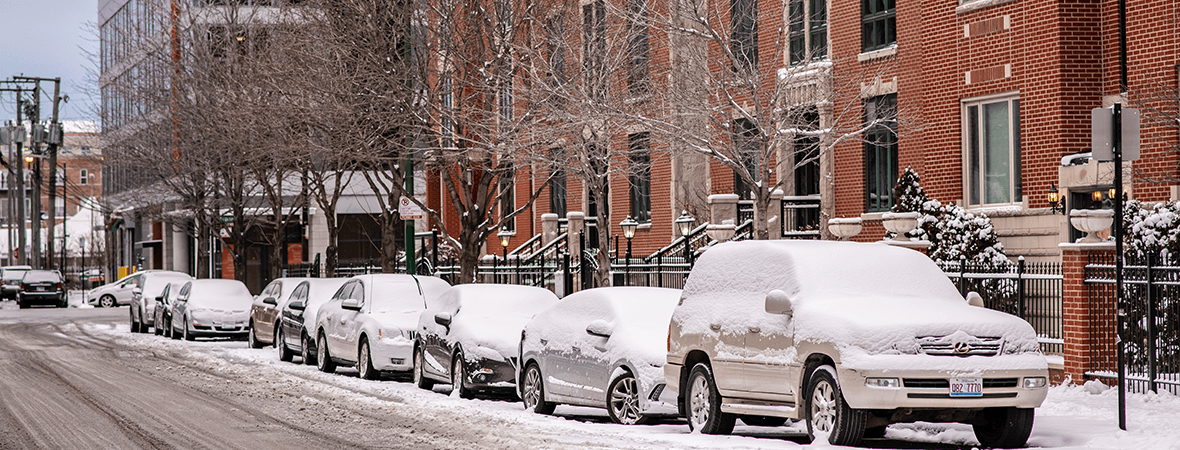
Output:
left=806, top=365, right=867, bottom=446
left=277, top=327, right=294, bottom=362
left=607, top=372, right=648, bottom=425
left=972, top=407, right=1034, bottom=449
left=451, top=351, right=474, bottom=399
left=99, top=295, right=115, bottom=308
left=154, top=319, right=163, bottom=336
left=301, top=333, right=317, bottom=366
left=740, top=415, right=789, bottom=427
left=358, top=339, right=379, bottom=380
left=685, top=363, right=736, bottom=435
left=183, top=316, right=195, bottom=341
left=520, top=363, right=555, bottom=415
left=414, top=346, right=435, bottom=390
left=316, top=332, right=336, bottom=373
left=129, top=309, right=140, bottom=333
left=164, top=317, right=173, bottom=338
left=247, top=322, right=264, bottom=349
left=170, top=318, right=181, bottom=340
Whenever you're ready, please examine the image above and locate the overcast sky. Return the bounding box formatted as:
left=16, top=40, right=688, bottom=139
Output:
left=0, top=0, right=99, bottom=123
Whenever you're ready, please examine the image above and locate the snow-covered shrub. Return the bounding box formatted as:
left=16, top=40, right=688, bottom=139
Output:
left=1121, top=199, right=1180, bottom=259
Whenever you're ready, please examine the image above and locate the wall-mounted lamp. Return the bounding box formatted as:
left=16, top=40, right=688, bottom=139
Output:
left=1047, top=183, right=1065, bottom=214
left=1092, top=190, right=1104, bottom=202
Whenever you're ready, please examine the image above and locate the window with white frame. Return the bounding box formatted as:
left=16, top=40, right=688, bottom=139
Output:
left=963, top=95, right=1021, bottom=206
left=788, top=0, right=827, bottom=65
left=81, top=169, right=89, bottom=185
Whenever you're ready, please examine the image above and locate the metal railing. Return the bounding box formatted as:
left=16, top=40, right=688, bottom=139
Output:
left=1085, top=252, right=1180, bottom=394
left=939, top=258, right=1063, bottom=355
left=782, top=195, right=821, bottom=239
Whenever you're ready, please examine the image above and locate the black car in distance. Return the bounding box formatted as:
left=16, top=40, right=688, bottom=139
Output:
left=18, top=270, right=67, bottom=309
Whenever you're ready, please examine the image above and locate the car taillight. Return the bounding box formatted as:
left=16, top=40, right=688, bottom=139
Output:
left=56, top=283, right=62, bottom=291
left=667, top=323, right=673, bottom=352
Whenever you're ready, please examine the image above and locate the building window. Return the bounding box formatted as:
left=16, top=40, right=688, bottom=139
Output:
left=731, top=0, right=758, bottom=70
left=733, top=119, right=760, bottom=199
left=550, top=169, right=567, bottom=219
left=627, top=0, right=649, bottom=94
left=583, top=0, right=607, bottom=98
left=629, top=133, right=652, bottom=223
left=964, top=96, right=1021, bottom=206
left=81, top=169, right=89, bottom=185
left=861, top=0, right=895, bottom=52
left=499, top=172, right=516, bottom=232
left=789, top=0, right=827, bottom=65
left=864, top=94, right=897, bottom=212
left=441, top=75, right=454, bottom=149
left=499, top=77, right=513, bottom=125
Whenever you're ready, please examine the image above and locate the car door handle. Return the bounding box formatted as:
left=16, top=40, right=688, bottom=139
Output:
left=709, top=324, right=722, bottom=331
left=748, top=327, right=761, bottom=334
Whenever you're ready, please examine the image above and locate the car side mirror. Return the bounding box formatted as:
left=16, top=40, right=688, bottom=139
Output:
left=765, top=289, right=793, bottom=316
left=155, top=295, right=165, bottom=303
left=263, top=297, right=277, bottom=306
left=586, top=319, right=613, bottom=338
left=434, top=312, right=452, bottom=327
left=966, top=291, right=985, bottom=308
left=288, top=300, right=305, bottom=311
left=341, top=298, right=362, bottom=311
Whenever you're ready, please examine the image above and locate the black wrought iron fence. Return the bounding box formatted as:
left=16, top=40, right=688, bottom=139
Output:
left=781, top=195, right=821, bottom=239
left=938, top=258, right=1063, bottom=355
left=1085, top=252, right=1180, bottom=395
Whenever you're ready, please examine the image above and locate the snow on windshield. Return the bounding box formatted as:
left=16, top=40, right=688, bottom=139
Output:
left=448, top=284, right=557, bottom=318
left=142, top=274, right=192, bottom=298
left=369, top=279, right=427, bottom=313
left=188, top=280, right=254, bottom=310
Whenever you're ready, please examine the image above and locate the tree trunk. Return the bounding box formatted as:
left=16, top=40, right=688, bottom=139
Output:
left=380, top=210, right=400, bottom=273
left=457, top=233, right=483, bottom=285
left=753, top=191, right=770, bottom=240
left=592, top=189, right=612, bottom=287
left=194, top=213, right=210, bottom=279
left=269, top=234, right=284, bottom=281
left=324, top=212, right=339, bottom=278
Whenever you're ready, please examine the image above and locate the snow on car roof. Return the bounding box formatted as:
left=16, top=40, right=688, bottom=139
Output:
left=441, top=284, right=558, bottom=317
left=186, top=279, right=254, bottom=310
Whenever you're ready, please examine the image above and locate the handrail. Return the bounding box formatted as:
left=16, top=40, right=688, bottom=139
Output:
left=507, top=232, right=544, bottom=257
left=645, top=222, right=710, bottom=261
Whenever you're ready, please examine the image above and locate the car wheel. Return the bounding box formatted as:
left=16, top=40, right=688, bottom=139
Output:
left=972, top=407, right=1034, bottom=449
left=183, top=316, right=195, bottom=341
left=277, top=327, right=294, bottom=362
left=685, top=363, right=735, bottom=435
left=607, top=373, right=648, bottom=425
left=520, top=363, right=555, bottom=415
left=414, top=346, right=435, bottom=390
left=316, top=332, right=336, bottom=373
left=358, top=339, right=379, bottom=380
left=99, top=295, right=115, bottom=308
left=154, top=319, right=163, bottom=336
left=169, top=318, right=180, bottom=340
left=740, top=415, right=789, bottom=427
left=806, top=365, right=867, bottom=446
left=451, top=351, right=474, bottom=399
left=164, top=317, right=173, bottom=338
left=301, top=333, right=317, bottom=366
left=129, top=309, right=140, bottom=333
left=247, top=322, right=264, bottom=349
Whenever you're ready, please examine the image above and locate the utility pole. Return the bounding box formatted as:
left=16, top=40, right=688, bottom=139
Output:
left=29, top=82, right=42, bottom=269
left=0, top=84, right=30, bottom=266
left=15, top=76, right=64, bottom=270
left=46, top=79, right=62, bottom=270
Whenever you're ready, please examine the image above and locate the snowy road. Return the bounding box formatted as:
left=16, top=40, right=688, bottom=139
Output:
left=2, top=303, right=1178, bottom=450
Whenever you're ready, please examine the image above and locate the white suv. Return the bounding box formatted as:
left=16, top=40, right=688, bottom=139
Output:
left=665, top=240, right=1048, bottom=448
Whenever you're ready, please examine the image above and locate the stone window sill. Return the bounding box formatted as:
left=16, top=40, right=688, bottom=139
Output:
left=857, top=45, right=897, bottom=63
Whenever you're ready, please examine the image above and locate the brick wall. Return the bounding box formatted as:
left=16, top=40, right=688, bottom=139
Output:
left=1060, top=243, right=1116, bottom=384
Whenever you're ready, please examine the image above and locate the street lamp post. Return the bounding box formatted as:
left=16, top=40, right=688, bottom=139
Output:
left=675, top=211, right=695, bottom=265
left=619, top=216, right=638, bottom=286
left=498, top=230, right=511, bottom=284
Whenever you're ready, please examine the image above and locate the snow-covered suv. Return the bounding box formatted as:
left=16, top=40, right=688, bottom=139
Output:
left=665, top=240, right=1049, bottom=448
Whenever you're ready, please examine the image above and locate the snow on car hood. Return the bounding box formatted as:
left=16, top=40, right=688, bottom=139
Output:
left=453, top=315, right=530, bottom=362
left=371, top=309, right=421, bottom=335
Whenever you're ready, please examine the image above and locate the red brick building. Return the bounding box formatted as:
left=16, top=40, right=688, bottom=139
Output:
left=426, top=0, right=1179, bottom=262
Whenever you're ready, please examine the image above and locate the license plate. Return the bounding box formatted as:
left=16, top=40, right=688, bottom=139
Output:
left=950, top=378, right=983, bottom=397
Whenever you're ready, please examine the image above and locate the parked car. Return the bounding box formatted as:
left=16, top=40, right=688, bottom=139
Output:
left=314, top=274, right=450, bottom=379
left=276, top=278, right=350, bottom=363
left=248, top=277, right=313, bottom=349
left=1, top=265, right=33, bottom=301
left=414, top=284, right=558, bottom=398
left=129, top=271, right=192, bottom=333
left=518, top=287, right=681, bottom=424
left=170, top=279, right=254, bottom=341
left=17, top=270, right=67, bottom=309
left=152, top=282, right=186, bottom=338
left=87, top=271, right=148, bottom=307
left=665, top=240, right=1049, bottom=447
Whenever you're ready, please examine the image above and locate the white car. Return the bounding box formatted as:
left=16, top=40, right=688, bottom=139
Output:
left=665, top=240, right=1049, bottom=447
left=171, top=279, right=254, bottom=341
left=129, top=271, right=193, bottom=333
left=314, top=274, right=451, bottom=380
left=414, top=284, right=558, bottom=398
left=87, top=271, right=148, bottom=308
left=518, top=287, right=681, bottom=424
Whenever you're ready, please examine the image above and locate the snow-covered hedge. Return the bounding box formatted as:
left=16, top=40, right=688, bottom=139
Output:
left=889, top=168, right=1010, bottom=266
left=1121, top=199, right=1180, bottom=259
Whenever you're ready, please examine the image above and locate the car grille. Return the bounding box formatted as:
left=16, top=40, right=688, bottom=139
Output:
left=916, top=335, right=1003, bottom=357
left=902, top=378, right=1019, bottom=389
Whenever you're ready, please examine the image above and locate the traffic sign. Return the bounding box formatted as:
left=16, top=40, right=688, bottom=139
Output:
left=398, top=196, right=424, bottom=220
left=1092, top=107, right=1140, bottom=161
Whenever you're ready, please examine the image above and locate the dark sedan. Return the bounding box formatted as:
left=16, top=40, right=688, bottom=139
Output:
left=275, top=278, right=349, bottom=364
left=18, top=270, right=66, bottom=309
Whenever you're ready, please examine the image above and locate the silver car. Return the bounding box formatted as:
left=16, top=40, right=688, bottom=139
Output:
left=248, top=277, right=313, bottom=349
left=129, top=271, right=192, bottom=333
left=86, top=271, right=148, bottom=307
left=171, top=279, right=254, bottom=341
left=665, top=241, right=1049, bottom=447
left=519, top=287, right=681, bottom=424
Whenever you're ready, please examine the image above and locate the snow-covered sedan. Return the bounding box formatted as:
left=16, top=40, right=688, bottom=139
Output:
left=665, top=240, right=1049, bottom=447
left=275, top=278, right=349, bottom=363
left=151, top=282, right=186, bottom=338
left=314, top=274, right=451, bottom=380
left=130, top=271, right=192, bottom=333
left=86, top=270, right=148, bottom=308
left=518, top=287, right=681, bottom=424
left=414, top=284, right=558, bottom=398
left=170, top=279, right=254, bottom=341
left=248, top=277, right=313, bottom=349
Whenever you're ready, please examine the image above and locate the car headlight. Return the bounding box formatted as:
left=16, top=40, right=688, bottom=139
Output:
left=1023, top=377, right=1047, bottom=389
left=865, top=378, right=900, bottom=388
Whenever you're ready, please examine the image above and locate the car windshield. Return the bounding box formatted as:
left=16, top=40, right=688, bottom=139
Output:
left=4, top=269, right=30, bottom=282
left=458, top=287, right=555, bottom=319
left=189, top=281, right=253, bottom=309
left=23, top=271, right=60, bottom=283
left=369, top=280, right=425, bottom=313
left=142, top=275, right=190, bottom=297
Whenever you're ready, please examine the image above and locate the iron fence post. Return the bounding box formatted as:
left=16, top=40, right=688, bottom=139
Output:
left=1017, top=256, right=1026, bottom=319
left=562, top=252, right=572, bottom=297
left=959, top=257, right=968, bottom=297
left=1147, top=253, right=1158, bottom=393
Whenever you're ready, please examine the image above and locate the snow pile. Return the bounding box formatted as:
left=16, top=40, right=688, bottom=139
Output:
left=420, top=284, right=559, bottom=362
